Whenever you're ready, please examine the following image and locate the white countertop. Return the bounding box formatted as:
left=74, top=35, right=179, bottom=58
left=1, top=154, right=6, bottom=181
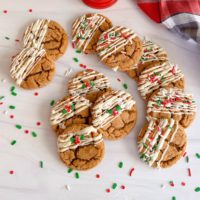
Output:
left=0, top=0, right=200, bottom=200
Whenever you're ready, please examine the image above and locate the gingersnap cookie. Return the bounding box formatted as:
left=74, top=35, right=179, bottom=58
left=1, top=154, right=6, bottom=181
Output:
left=127, top=39, right=168, bottom=80
left=68, top=69, right=112, bottom=103
left=96, top=26, right=142, bottom=71
left=91, top=90, right=137, bottom=140
left=23, top=19, right=68, bottom=60
left=147, top=88, right=197, bottom=128
left=57, top=124, right=104, bottom=170
left=137, top=62, right=184, bottom=100
left=72, top=13, right=112, bottom=54
left=10, top=47, right=55, bottom=89
left=137, top=118, right=187, bottom=168
left=50, top=95, right=91, bottom=135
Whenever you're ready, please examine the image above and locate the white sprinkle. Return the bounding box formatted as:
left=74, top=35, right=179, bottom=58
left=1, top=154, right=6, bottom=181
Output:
left=64, top=68, right=72, bottom=77
left=65, top=184, right=71, bottom=191
left=3, top=110, right=8, bottom=115
left=1, top=79, right=6, bottom=83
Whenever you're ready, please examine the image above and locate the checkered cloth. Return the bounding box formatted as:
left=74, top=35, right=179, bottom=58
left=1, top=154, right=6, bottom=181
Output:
left=137, top=0, right=200, bottom=44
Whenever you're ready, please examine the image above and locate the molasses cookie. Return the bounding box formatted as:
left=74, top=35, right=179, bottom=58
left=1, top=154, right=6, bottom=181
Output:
left=23, top=19, right=68, bottom=60
left=96, top=26, right=142, bottom=71
left=10, top=47, right=55, bottom=89
left=127, top=39, right=168, bottom=80
left=147, top=88, right=197, bottom=128
left=68, top=69, right=112, bottom=103
left=137, top=62, right=184, bottom=100
left=50, top=96, right=91, bottom=135
left=72, top=13, right=112, bottom=54
left=137, top=118, right=187, bottom=168
left=91, top=90, right=137, bottom=140
left=57, top=124, right=104, bottom=170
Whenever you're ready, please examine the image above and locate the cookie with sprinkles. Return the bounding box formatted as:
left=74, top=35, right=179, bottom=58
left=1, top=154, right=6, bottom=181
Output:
left=147, top=88, right=197, bottom=128
left=127, top=39, right=168, bottom=80
left=91, top=90, right=137, bottom=140
left=137, top=118, right=187, bottom=168
left=58, top=124, right=104, bottom=170
left=68, top=69, right=112, bottom=103
left=10, top=47, right=55, bottom=89
left=72, top=13, right=112, bottom=54
left=23, top=19, right=68, bottom=60
left=137, top=62, right=184, bottom=100
left=96, top=26, right=142, bottom=71
left=50, top=95, right=91, bottom=135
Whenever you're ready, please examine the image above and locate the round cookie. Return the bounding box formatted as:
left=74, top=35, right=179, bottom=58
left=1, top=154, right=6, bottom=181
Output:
left=137, top=62, right=184, bottom=100
left=50, top=95, right=91, bottom=135
left=68, top=69, right=112, bottom=103
left=137, top=118, right=187, bottom=168
left=23, top=19, right=68, bottom=60
left=72, top=13, right=112, bottom=54
left=57, top=124, right=104, bottom=170
left=127, top=39, right=168, bottom=80
left=91, top=90, right=137, bottom=140
left=10, top=47, right=55, bottom=89
left=96, top=26, right=142, bottom=71
left=147, top=88, right=197, bottom=128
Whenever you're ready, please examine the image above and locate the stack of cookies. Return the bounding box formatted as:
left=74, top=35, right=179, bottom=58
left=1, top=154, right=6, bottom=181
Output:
left=71, top=13, right=197, bottom=169
left=10, top=19, right=68, bottom=89
left=50, top=69, right=137, bottom=170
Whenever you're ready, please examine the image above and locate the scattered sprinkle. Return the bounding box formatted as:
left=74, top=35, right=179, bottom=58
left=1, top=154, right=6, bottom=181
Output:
left=121, top=185, right=125, bottom=190
left=68, top=168, right=73, bottom=173
left=79, top=63, right=87, bottom=69
left=186, top=156, right=189, bottom=163
left=172, top=196, right=176, bottom=200
left=3, top=10, right=8, bottom=14
left=9, top=115, right=14, bottom=119
left=181, top=182, right=186, bottom=186
left=75, top=172, right=80, bottom=179
left=34, top=92, right=38, bottom=96
left=9, top=105, right=15, bottom=109
left=40, top=161, right=43, bottom=168
left=10, top=86, right=17, bottom=96
left=195, top=153, right=200, bottom=159
left=96, top=174, right=100, bottom=179
left=65, top=184, right=71, bottom=191
left=36, top=122, right=41, bottom=126
left=15, top=39, right=20, bottom=42
left=118, top=161, right=123, bottom=168
left=24, top=130, right=29, bottom=134
left=76, top=50, right=81, bottom=53
left=106, top=188, right=110, bottom=193
left=129, top=167, right=135, bottom=176
left=9, top=170, right=14, bottom=175
left=112, top=183, right=117, bottom=189
left=117, top=78, right=121, bottom=82
left=1, top=78, right=6, bottom=83
left=195, top=187, right=200, bottom=192
left=50, top=100, right=55, bottom=106
left=188, top=168, right=192, bottom=177
left=15, top=124, right=22, bottom=129
left=5, top=36, right=10, bottom=40
left=183, top=152, right=187, bottom=157
left=11, top=140, right=16, bottom=145
left=160, top=184, right=165, bottom=188
left=0, top=96, right=5, bottom=100
left=31, top=131, right=37, bottom=138
left=73, top=57, right=79, bottom=63
left=169, top=181, right=175, bottom=187
left=28, top=9, right=33, bottom=12
left=123, top=83, right=128, bottom=89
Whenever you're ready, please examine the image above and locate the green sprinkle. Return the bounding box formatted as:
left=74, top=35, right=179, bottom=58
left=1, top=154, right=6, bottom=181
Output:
left=75, top=172, right=80, bottom=179
left=31, top=131, right=37, bottom=138
left=68, top=168, right=73, bottom=173
left=73, top=57, right=79, bottom=63
left=118, top=162, right=123, bottom=168
left=195, top=153, right=200, bottom=159
left=10, top=86, right=15, bottom=92
left=186, top=156, right=189, bottom=163
left=195, top=187, right=200, bottom=192
left=40, top=161, right=43, bottom=168
left=11, top=140, right=16, bottom=145
left=143, top=143, right=148, bottom=148
left=9, top=105, right=15, bottom=109
left=71, top=104, right=75, bottom=110
left=80, top=135, right=85, bottom=140
left=5, top=36, right=10, bottom=40
left=107, top=109, right=112, bottom=115
left=62, top=109, right=67, bottom=114
left=75, top=50, right=81, bottom=53
left=112, top=183, right=117, bottom=189
left=50, top=100, right=55, bottom=106
left=11, top=92, right=17, bottom=96
left=81, top=84, right=86, bottom=89
left=123, top=83, right=128, bottom=89
left=0, top=96, right=5, bottom=100
left=90, top=81, right=95, bottom=87
left=116, top=105, right=121, bottom=111
left=168, top=125, right=172, bottom=129
left=172, top=196, right=176, bottom=200
left=15, top=124, right=22, bottom=129
left=70, top=137, right=75, bottom=143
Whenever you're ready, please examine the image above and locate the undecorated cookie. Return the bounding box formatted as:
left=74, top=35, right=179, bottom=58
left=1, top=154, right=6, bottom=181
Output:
left=91, top=90, right=137, bottom=140
left=23, top=19, right=68, bottom=60
left=137, top=118, right=187, bottom=168
left=57, top=124, right=104, bottom=170
left=127, top=39, right=168, bottom=80
left=10, top=47, right=55, bottom=89
left=72, top=13, right=112, bottom=54
left=50, top=96, right=91, bottom=135
left=68, top=69, right=112, bottom=103
left=147, top=88, right=197, bottom=128
left=138, top=62, right=184, bottom=100
left=96, top=26, right=142, bottom=71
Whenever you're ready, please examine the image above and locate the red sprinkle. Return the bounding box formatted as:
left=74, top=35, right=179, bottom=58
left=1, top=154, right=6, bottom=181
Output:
left=9, top=115, right=14, bottom=119
left=34, top=92, right=38, bottom=96
left=3, top=10, right=8, bottom=14
left=72, top=42, right=75, bottom=48
left=36, top=122, right=41, bottom=126
left=79, top=64, right=87, bottom=69
left=188, top=168, right=192, bottom=177
left=121, top=185, right=125, bottom=190
left=129, top=168, right=135, bottom=176
left=117, top=78, right=121, bottom=82
left=28, top=9, right=33, bottom=13
left=15, top=39, right=20, bottom=42
left=96, top=174, right=100, bottom=179
left=183, top=152, right=187, bottom=157
left=0, top=102, right=3, bottom=105
left=106, top=188, right=110, bottom=193
left=169, top=181, right=175, bottom=187
left=181, top=182, right=186, bottom=186
left=24, top=130, right=29, bottom=134
left=9, top=170, right=14, bottom=175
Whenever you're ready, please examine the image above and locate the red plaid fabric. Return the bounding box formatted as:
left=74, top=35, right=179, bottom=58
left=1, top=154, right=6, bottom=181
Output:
left=137, top=0, right=200, bottom=44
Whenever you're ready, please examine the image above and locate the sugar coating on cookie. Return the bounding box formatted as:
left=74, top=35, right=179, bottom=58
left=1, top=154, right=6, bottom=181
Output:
left=138, top=62, right=184, bottom=100
left=138, top=118, right=187, bottom=168
left=57, top=124, right=104, bottom=170
left=68, top=69, right=111, bottom=102
left=147, top=88, right=197, bottom=128
left=92, top=90, right=137, bottom=140
left=10, top=47, right=55, bottom=89
left=96, top=26, right=142, bottom=71
left=50, top=96, right=91, bottom=135
left=72, top=13, right=112, bottom=54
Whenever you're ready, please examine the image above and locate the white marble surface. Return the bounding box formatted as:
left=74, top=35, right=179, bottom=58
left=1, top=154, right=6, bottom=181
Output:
left=0, top=0, right=200, bottom=200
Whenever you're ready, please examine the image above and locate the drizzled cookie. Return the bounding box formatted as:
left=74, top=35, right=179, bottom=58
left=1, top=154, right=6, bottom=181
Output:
left=96, top=26, right=142, bottom=71
left=91, top=90, right=137, bottom=140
